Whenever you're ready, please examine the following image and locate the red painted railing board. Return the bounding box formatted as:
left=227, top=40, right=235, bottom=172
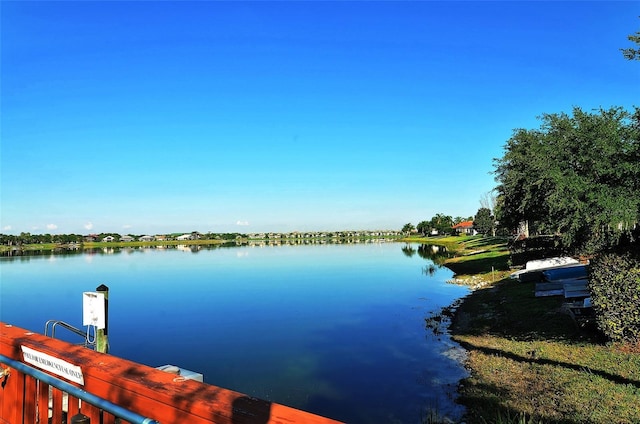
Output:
left=0, top=323, right=342, bottom=424
left=23, top=376, right=37, bottom=422
left=37, top=380, right=49, bottom=423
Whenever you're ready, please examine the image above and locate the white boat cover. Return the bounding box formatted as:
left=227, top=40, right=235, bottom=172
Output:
left=525, top=256, right=579, bottom=271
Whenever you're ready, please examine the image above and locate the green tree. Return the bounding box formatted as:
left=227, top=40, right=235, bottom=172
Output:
left=18, top=232, right=34, bottom=245
left=0, top=234, right=18, bottom=246
left=402, top=223, right=415, bottom=235
left=493, top=126, right=552, bottom=235
left=494, top=106, right=640, bottom=252
left=473, top=208, right=494, bottom=235
left=416, top=221, right=430, bottom=236
left=430, top=213, right=454, bottom=235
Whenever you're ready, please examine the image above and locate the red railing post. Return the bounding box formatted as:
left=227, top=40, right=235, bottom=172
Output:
left=23, top=373, right=37, bottom=422
left=51, top=386, right=65, bottom=424
left=0, top=366, right=22, bottom=424
left=37, top=380, right=49, bottom=424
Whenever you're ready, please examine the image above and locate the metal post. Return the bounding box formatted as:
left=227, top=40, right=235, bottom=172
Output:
left=96, top=284, right=109, bottom=353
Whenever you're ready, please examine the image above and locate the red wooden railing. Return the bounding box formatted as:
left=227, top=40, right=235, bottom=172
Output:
left=0, top=322, right=342, bottom=424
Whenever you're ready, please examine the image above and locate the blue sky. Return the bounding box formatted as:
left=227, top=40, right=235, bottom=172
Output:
left=1, top=1, right=639, bottom=235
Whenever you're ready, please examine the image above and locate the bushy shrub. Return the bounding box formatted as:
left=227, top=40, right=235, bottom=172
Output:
left=589, top=252, right=640, bottom=343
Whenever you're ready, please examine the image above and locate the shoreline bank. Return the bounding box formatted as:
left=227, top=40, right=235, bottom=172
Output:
left=417, top=236, right=640, bottom=424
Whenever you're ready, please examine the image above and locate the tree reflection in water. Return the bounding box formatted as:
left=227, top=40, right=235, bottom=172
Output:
left=401, top=243, right=454, bottom=277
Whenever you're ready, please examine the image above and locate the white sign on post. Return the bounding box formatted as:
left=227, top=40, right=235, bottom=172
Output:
left=83, top=291, right=106, bottom=329
left=21, top=345, right=85, bottom=385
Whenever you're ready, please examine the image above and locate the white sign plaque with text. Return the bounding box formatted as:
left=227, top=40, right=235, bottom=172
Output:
left=21, top=345, right=85, bottom=385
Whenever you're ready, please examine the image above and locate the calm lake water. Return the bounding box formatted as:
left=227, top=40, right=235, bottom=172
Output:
left=0, top=242, right=469, bottom=423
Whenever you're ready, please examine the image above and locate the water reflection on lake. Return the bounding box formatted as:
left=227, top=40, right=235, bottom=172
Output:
left=0, top=242, right=468, bottom=423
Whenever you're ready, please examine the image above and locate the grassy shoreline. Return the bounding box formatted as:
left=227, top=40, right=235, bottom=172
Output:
left=405, top=235, right=640, bottom=424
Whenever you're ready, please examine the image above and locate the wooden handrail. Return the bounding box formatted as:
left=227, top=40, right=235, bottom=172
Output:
left=0, top=322, right=342, bottom=424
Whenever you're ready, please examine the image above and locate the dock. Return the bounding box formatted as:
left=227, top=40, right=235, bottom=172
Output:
left=0, top=322, right=342, bottom=424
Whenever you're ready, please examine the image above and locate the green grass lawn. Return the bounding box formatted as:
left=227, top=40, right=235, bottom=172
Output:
left=417, top=236, right=640, bottom=423
left=452, top=279, right=640, bottom=423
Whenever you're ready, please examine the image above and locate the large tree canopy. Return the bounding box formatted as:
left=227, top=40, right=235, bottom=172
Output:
left=494, top=106, right=640, bottom=253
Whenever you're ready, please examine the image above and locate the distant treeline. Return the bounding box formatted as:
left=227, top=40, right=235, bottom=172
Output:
left=0, top=230, right=404, bottom=247
left=0, top=232, right=243, bottom=245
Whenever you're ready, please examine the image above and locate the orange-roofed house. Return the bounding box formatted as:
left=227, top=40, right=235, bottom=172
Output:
left=452, top=220, right=477, bottom=235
